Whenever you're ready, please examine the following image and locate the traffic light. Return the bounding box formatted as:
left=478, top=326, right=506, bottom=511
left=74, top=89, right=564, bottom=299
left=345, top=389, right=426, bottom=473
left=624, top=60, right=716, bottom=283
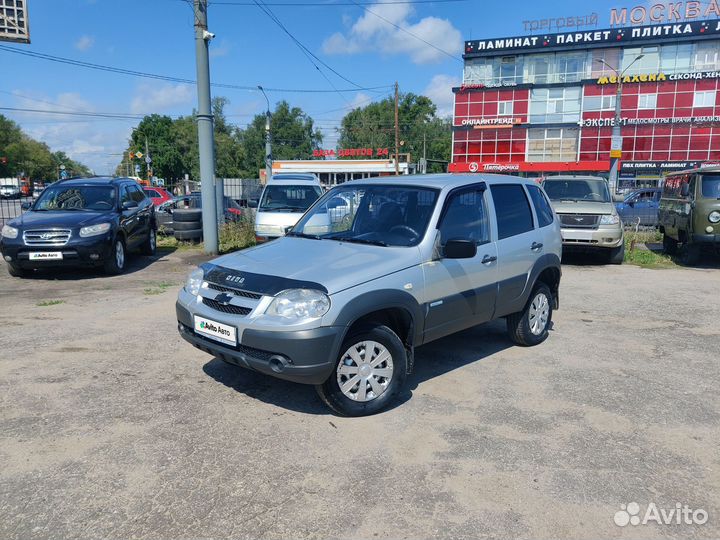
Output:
left=129, top=152, right=135, bottom=160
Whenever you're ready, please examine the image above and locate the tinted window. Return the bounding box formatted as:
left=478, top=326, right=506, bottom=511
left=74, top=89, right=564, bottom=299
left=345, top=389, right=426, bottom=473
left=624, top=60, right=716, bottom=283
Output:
left=701, top=175, right=720, bottom=198
left=35, top=185, right=116, bottom=211
left=120, top=186, right=133, bottom=206
left=527, top=185, right=555, bottom=228
left=144, top=189, right=161, bottom=199
left=128, top=184, right=146, bottom=203
left=543, top=179, right=611, bottom=202
left=491, top=184, right=535, bottom=240
left=259, top=185, right=323, bottom=211
left=439, top=188, right=489, bottom=245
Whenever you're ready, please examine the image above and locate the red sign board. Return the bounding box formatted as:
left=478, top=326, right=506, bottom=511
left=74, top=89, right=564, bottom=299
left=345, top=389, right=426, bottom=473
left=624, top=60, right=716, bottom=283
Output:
left=313, top=148, right=390, bottom=158
left=450, top=161, right=612, bottom=173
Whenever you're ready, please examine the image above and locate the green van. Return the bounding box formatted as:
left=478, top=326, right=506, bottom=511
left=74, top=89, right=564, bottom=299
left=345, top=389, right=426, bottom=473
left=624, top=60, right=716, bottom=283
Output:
left=658, top=167, right=720, bottom=265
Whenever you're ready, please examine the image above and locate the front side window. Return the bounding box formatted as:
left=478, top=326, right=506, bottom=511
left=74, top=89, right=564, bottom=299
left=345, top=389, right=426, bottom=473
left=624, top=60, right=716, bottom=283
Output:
left=701, top=174, right=720, bottom=199
left=128, top=185, right=146, bottom=203
left=259, top=185, right=323, bottom=212
left=543, top=179, right=611, bottom=203
left=527, top=185, right=555, bottom=228
left=35, top=186, right=117, bottom=211
left=438, top=188, right=489, bottom=246
left=490, top=184, right=534, bottom=240
left=292, top=185, right=439, bottom=247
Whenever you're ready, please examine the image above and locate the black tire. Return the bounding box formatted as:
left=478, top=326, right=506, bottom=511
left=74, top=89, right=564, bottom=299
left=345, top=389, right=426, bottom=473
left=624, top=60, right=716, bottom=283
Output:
left=680, top=243, right=700, bottom=266
left=141, top=228, right=157, bottom=256
left=104, top=237, right=126, bottom=275
left=7, top=262, right=26, bottom=277
left=173, top=209, right=202, bottom=222
left=663, top=233, right=678, bottom=255
left=506, top=282, right=553, bottom=347
left=608, top=243, right=625, bottom=265
left=174, top=228, right=203, bottom=241
left=315, top=325, right=407, bottom=417
left=172, top=220, right=202, bottom=231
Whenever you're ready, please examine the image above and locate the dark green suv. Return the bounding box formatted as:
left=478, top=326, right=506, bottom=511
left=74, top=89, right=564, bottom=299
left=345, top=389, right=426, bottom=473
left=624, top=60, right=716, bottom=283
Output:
left=659, top=167, right=720, bottom=265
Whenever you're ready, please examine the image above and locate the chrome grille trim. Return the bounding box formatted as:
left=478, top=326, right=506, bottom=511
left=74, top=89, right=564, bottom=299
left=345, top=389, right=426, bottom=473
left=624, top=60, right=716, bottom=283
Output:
left=23, top=229, right=72, bottom=246
left=206, top=282, right=262, bottom=300
left=559, top=214, right=600, bottom=230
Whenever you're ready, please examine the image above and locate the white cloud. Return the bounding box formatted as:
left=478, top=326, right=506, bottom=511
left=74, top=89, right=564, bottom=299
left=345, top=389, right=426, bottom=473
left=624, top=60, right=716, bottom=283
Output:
left=423, top=74, right=460, bottom=118
left=322, top=3, right=461, bottom=64
left=210, top=39, right=231, bottom=58
left=74, top=35, right=95, bottom=51
left=130, top=83, right=194, bottom=114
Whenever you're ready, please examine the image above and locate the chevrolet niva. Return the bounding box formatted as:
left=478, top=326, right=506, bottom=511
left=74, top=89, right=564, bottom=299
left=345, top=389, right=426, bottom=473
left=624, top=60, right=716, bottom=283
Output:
left=177, top=174, right=563, bottom=416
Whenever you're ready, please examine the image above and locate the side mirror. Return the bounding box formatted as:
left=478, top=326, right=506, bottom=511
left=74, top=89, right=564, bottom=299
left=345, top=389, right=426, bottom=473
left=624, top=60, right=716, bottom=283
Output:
left=122, top=200, right=139, bottom=210
left=443, top=239, right=477, bottom=260
left=628, top=200, right=635, bottom=207
left=21, top=202, right=31, bottom=211
left=248, top=199, right=258, bottom=209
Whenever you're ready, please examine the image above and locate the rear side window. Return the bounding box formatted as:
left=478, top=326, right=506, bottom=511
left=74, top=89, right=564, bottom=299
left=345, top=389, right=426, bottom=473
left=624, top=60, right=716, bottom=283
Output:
left=527, top=185, right=555, bottom=228
left=490, top=184, right=535, bottom=240
left=144, top=189, right=161, bottom=199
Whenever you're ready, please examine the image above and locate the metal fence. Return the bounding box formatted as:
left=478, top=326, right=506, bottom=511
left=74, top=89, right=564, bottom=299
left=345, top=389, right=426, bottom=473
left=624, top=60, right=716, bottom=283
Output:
left=0, top=196, right=30, bottom=227
left=162, top=178, right=262, bottom=205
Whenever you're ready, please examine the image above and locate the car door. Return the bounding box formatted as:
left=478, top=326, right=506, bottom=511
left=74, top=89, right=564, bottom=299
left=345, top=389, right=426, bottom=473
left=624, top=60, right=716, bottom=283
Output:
left=128, top=184, right=152, bottom=238
left=119, top=184, right=142, bottom=246
left=490, top=183, right=541, bottom=319
left=422, top=184, right=498, bottom=344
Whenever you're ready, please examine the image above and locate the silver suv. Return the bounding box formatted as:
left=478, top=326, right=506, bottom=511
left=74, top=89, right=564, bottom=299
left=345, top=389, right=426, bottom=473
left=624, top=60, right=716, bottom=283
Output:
left=176, top=174, right=562, bottom=416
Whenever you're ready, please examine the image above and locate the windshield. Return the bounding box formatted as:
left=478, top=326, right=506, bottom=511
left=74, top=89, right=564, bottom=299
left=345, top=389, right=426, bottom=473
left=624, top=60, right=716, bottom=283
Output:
left=543, top=179, right=611, bottom=203
left=1, top=184, right=16, bottom=189
left=35, top=186, right=116, bottom=211
left=701, top=174, right=720, bottom=198
left=291, top=184, right=439, bottom=247
left=259, top=184, right=322, bottom=211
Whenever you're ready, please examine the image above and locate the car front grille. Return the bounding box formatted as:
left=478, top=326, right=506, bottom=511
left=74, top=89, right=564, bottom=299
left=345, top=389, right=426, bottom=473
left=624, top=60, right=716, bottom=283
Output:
left=23, top=229, right=72, bottom=246
left=559, top=214, right=599, bottom=229
left=206, top=282, right=262, bottom=300
left=202, top=297, right=252, bottom=315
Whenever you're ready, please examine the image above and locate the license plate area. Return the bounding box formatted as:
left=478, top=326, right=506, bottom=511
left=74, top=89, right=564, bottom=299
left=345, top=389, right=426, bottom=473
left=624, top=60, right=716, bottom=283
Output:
left=563, top=230, right=595, bottom=241
left=29, top=252, right=63, bottom=260
left=194, top=315, right=237, bottom=345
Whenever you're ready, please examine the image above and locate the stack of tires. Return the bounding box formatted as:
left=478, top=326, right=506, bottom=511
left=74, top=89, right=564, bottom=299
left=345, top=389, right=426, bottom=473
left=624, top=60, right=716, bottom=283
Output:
left=173, top=209, right=203, bottom=242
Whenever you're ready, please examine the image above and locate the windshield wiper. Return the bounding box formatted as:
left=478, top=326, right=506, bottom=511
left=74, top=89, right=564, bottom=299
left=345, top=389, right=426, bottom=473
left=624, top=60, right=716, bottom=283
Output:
left=326, top=235, right=387, bottom=247
left=263, top=205, right=306, bottom=211
left=61, top=207, right=90, bottom=211
left=285, top=231, right=321, bottom=240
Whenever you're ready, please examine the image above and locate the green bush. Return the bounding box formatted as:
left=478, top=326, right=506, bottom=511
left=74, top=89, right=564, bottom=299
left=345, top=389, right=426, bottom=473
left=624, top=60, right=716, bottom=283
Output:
left=220, top=218, right=256, bottom=254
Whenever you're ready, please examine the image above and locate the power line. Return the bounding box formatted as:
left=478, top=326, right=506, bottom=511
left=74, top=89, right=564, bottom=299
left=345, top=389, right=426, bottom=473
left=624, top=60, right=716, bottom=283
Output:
left=0, top=44, right=393, bottom=94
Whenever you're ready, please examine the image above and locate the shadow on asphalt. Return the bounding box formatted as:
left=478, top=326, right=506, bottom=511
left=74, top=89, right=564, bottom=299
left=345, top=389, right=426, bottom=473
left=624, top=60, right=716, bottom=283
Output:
left=202, top=319, right=518, bottom=416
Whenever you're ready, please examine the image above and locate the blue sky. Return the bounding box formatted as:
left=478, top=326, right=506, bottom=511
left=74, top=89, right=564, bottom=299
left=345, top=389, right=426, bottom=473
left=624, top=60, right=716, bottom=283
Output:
left=1, top=0, right=623, bottom=174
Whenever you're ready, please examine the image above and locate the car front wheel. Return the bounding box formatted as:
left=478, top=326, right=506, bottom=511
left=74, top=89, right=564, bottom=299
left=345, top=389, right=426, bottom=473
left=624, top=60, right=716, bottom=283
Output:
left=507, top=283, right=553, bottom=347
left=316, top=325, right=407, bottom=417
left=104, top=238, right=126, bottom=275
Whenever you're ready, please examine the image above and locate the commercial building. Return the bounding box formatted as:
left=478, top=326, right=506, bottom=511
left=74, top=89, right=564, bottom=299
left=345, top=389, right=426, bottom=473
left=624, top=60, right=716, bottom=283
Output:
left=450, top=18, right=720, bottom=189
left=271, top=158, right=410, bottom=186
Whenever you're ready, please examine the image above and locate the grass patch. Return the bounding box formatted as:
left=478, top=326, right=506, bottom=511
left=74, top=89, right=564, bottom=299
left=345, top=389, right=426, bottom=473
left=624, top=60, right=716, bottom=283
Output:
left=37, top=300, right=65, bottom=307
left=624, top=230, right=676, bottom=269
left=156, top=235, right=202, bottom=251
left=143, top=280, right=179, bottom=296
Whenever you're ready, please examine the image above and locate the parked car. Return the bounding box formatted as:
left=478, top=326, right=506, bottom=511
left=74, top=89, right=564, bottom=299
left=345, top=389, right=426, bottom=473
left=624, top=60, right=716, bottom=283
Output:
left=155, top=194, right=244, bottom=235
left=615, top=188, right=662, bottom=227
left=542, top=175, right=624, bottom=264
left=254, top=173, right=323, bottom=242
left=143, top=186, right=174, bottom=207
left=0, top=177, right=156, bottom=277
left=0, top=184, right=21, bottom=199
left=32, top=184, right=46, bottom=199
left=177, top=174, right=563, bottom=416
left=659, top=167, right=720, bottom=265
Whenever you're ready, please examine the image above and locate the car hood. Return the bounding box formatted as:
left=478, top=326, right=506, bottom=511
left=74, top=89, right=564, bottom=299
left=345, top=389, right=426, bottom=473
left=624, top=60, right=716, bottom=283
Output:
left=12, top=210, right=112, bottom=229
left=210, top=237, right=421, bottom=295
left=549, top=200, right=616, bottom=215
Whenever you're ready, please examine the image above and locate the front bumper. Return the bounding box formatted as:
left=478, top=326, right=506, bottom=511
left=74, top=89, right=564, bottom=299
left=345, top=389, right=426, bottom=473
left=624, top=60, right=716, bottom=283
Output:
left=0, top=235, right=114, bottom=268
left=560, top=226, right=623, bottom=250
left=176, top=301, right=342, bottom=385
left=691, top=233, right=720, bottom=246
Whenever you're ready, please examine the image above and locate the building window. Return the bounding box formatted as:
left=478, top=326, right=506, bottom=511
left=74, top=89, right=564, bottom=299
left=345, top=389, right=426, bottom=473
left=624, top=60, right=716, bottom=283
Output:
left=498, top=101, right=514, bottom=116
left=555, top=52, right=587, bottom=83
left=527, top=128, right=579, bottom=162
left=530, top=87, right=581, bottom=123
left=659, top=44, right=693, bottom=73
left=694, top=43, right=720, bottom=71
left=524, top=54, right=553, bottom=84
left=638, top=94, right=658, bottom=110
left=693, top=91, right=715, bottom=108
left=585, top=94, right=617, bottom=112
left=591, top=49, right=621, bottom=78
left=622, top=46, right=660, bottom=74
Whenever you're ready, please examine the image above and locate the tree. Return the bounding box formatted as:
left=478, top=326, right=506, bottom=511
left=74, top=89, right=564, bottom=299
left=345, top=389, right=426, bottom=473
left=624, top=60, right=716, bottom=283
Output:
left=338, top=93, right=451, bottom=173
left=240, top=101, right=322, bottom=177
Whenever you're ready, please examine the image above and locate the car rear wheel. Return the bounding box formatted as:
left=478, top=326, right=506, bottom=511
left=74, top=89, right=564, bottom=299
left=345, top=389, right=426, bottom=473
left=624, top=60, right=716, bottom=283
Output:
left=141, top=228, right=156, bottom=256
left=663, top=234, right=678, bottom=255
left=104, top=238, right=126, bottom=275
left=507, top=282, right=553, bottom=347
left=316, top=325, right=407, bottom=417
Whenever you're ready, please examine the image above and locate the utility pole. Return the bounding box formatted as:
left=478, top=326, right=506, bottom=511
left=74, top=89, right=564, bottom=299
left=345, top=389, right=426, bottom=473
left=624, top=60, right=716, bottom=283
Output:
left=258, top=86, right=272, bottom=183
left=144, top=136, right=151, bottom=183
left=193, top=0, right=218, bottom=255
left=394, top=81, right=400, bottom=176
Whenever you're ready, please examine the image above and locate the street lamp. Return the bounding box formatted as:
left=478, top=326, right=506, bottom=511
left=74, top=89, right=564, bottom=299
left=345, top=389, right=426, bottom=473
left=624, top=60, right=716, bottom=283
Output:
left=257, top=85, right=272, bottom=183
left=595, top=54, right=645, bottom=194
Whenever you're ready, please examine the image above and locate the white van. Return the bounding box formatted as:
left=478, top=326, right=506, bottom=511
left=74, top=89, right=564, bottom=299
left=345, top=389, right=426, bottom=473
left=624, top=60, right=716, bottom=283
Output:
left=254, top=173, right=323, bottom=242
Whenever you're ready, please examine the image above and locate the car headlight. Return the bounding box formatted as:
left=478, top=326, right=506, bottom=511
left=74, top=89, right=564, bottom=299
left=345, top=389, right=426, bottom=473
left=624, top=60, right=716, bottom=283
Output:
left=600, top=214, right=620, bottom=225
left=185, top=267, right=205, bottom=296
left=1, top=225, right=18, bottom=239
left=265, top=289, right=330, bottom=320
left=79, top=223, right=112, bottom=238
left=709, top=211, right=720, bottom=224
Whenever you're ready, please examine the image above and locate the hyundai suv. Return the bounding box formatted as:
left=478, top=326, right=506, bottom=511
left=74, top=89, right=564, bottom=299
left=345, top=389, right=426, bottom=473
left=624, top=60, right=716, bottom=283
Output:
left=177, top=174, right=562, bottom=416
left=1, top=177, right=156, bottom=277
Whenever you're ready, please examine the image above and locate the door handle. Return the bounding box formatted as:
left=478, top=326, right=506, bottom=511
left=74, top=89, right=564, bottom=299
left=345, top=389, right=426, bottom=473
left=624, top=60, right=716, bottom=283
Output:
left=482, top=255, right=497, bottom=264
left=531, top=242, right=544, bottom=251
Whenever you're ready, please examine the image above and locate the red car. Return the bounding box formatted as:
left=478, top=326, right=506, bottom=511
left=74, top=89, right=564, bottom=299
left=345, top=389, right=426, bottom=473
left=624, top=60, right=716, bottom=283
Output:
left=143, top=187, right=174, bottom=207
